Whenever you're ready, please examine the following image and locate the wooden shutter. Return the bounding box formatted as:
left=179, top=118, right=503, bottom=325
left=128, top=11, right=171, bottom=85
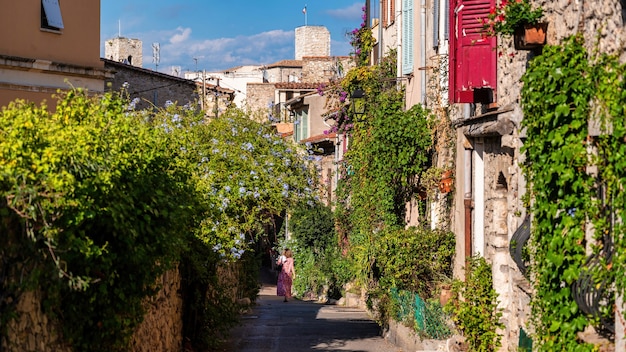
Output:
left=449, top=0, right=496, bottom=103
left=382, top=0, right=388, bottom=27
left=402, top=0, right=414, bottom=75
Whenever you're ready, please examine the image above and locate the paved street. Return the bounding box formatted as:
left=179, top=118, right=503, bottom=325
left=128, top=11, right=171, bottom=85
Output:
left=222, top=268, right=403, bottom=352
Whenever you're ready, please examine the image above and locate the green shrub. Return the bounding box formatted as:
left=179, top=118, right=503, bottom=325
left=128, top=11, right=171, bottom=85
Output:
left=376, top=226, right=455, bottom=298
left=446, top=256, right=503, bottom=352
left=0, top=90, right=196, bottom=351
left=0, top=90, right=317, bottom=351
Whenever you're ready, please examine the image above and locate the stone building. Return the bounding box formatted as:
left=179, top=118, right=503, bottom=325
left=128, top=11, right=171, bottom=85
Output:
left=104, top=36, right=143, bottom=67
left=0, top=0, right=109, bottom=108
left=295, top=26, right=331, bottom=60
left=103, top=58, right=199, bottom=111
left=366, top=0, right=626, bottom=350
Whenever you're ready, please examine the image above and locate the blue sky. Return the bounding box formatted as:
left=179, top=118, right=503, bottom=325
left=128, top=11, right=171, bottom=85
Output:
left=100, top=1, right=364, bottom=74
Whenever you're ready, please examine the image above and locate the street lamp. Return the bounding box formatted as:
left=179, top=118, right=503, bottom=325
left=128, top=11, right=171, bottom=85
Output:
left=350, top=89, right=366, bottom=118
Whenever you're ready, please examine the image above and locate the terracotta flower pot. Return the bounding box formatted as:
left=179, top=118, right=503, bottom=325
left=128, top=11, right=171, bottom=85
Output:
left=439, top=284, right=453, bottom=306
left=439, top=171, right=453, bottom=194
left=514, top=22, right=548, bottom=50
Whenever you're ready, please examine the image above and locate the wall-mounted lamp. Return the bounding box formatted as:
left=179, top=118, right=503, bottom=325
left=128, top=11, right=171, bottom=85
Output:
left=350, top=89, right=366, bottom=118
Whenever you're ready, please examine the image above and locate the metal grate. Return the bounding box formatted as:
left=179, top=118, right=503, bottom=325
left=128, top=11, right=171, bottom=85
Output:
left=509, top=216, right=531, bottom=276
left=572, top=190, right=615, bottom=338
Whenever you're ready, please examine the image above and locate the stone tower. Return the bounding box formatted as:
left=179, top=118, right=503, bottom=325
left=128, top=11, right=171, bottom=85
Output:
left=104, top=37, right=143, bottom=68
left=294, top=26, right=330, bottom=60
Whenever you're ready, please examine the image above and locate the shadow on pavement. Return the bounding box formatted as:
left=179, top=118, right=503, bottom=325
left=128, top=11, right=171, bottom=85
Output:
left=216, top=266, right=401, bottom=352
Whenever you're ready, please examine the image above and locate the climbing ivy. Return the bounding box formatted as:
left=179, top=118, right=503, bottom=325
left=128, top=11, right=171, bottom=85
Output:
left=334, top=52, right=435, bottom=286
left=446, top=255, right=503, bottom=352
left=521, top=35, right=626, bottom=350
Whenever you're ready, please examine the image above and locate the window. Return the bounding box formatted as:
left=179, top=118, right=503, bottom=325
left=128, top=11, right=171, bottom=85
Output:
left=402, top=0, right=414, bottom=75
left=294, top=107, right=309, bottom=142
left=449, top=0, right=496, bottom=103
left=41, top=0, right=64, bottom=30
left=434, top=0, right=451, bottom=49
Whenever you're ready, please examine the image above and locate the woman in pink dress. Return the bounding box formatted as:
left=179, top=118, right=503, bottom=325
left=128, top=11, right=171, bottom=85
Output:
left=276, top=249, right=295, bottom=302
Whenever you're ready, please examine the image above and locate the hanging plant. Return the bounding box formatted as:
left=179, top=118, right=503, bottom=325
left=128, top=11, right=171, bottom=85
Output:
left=481, top=0, right=544, bottom=37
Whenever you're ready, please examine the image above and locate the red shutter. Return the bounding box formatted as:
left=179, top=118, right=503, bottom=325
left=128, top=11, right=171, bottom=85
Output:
left=449, top=0, right=496, bottom=103
left=382, top=0, right=388, bottom=27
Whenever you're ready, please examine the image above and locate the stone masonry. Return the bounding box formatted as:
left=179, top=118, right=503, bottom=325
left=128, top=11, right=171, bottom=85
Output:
left=446, top=0, right=626, bottom=350
left=103, top=58, right=199, bottom=111
left=295, top=26, right=330, bottom=60
left=104, top=37, right=143, bottom=68
left=301, top=56, right=355, bottom=83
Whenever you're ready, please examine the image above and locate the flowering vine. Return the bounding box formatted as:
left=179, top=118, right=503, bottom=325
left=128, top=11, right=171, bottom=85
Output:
left=349, top=5, right=375, bottom=67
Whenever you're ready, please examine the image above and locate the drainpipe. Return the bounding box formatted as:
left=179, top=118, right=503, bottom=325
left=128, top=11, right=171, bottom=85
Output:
left=464, top=147, right=473, bottom=261
left=463, top=104, right=473, bottom=265
left=378, top=0, right=383, bottom=64
left=420, top=0, right=426, bottom=103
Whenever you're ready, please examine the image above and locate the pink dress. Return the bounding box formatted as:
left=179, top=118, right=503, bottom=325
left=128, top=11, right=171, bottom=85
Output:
left=276, top=257, right=294, bottom=297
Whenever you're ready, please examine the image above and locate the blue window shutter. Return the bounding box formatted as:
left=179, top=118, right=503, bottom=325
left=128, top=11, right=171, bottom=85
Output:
left=42, top=0, right=64, bottom=29
left=402, top=0, right=414, bottom=75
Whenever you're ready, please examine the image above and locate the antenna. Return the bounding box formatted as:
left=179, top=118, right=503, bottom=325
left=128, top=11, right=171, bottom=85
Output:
left=118, top=19, right=121, bottom=37
left=152, top=43, right=160, bottom=71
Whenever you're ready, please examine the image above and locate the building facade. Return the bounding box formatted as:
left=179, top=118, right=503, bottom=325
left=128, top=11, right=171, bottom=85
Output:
left=366, top=0, right=626, bottom=350
left=0, top=0, right=109, bottom=108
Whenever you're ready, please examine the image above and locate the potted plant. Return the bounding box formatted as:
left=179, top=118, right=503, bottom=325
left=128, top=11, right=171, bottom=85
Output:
left=481, top=0, right=546, bottom=49
left=439, top=170, right=454, bottom=194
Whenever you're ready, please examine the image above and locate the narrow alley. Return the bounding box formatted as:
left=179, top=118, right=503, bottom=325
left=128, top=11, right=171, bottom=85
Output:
left=220, top=268, right=402, bottom=352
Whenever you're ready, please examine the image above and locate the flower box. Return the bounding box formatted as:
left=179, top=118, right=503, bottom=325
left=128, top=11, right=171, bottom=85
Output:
left=514, top=22, right=548, bottom=50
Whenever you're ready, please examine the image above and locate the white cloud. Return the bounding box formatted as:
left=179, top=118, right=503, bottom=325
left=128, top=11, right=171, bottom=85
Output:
left=326, top=3, right=363, bottom=20
left=170, top=27, right=192, bottom=44
left=138, top=28, right=295, bottom=72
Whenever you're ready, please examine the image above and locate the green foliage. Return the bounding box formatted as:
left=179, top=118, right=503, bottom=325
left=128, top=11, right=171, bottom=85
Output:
left=284, top=200, right=352, bottom=300
left=446, top=256, right=503, bottom=352
left=157, top=107, right=318, bottom=260
left=376, top=226, right=455, bottom=298
left=180, top=238, right=259, bottom=350
left=289, top=199, right=335, bottom=253
left=482, top=0, right=544, bottom=36
left=349, top=5, right=375, bottom=66
left=0, top=90, right=317, bottom=351
left=521, top=35, right=626, bottom=350
left=337, top=58, right=436, bottom=284
left=0, top=90, right=195, bottom=350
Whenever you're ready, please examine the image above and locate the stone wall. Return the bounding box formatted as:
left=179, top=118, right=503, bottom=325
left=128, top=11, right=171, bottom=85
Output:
left=3, top=268, right=184, bottom=352
left=103, top=59, right=199, bottom=111
left=301, top=56, right=355, bottom=83
left=245, top=83, right=276, bottom=116
left=447, top=1, right=626, bottom=350
left=129, top=268, right=184, bottom=352
left=3, top=290, right=71, bottom=352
